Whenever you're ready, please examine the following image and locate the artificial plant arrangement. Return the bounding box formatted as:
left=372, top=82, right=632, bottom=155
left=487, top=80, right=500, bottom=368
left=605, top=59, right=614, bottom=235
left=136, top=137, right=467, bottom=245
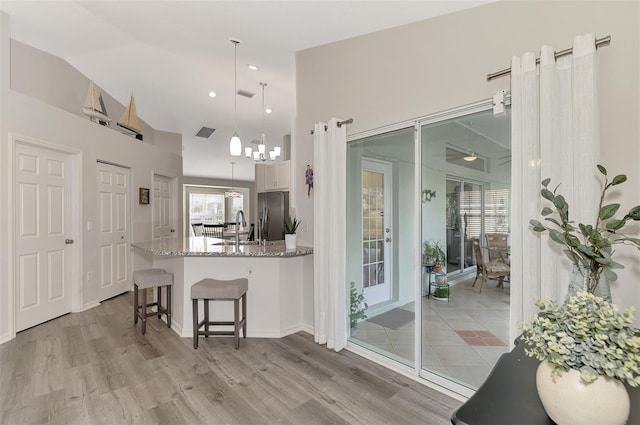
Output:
left=530, top=164, right=640, bottom=293
left=284, top=216, right=301, bottom=234
left=520, top=292, right=640, bottom=387
left=349, top=282, right=368, bottom=332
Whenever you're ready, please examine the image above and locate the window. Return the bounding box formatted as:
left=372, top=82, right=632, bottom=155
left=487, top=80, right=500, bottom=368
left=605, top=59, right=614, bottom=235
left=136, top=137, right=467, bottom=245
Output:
left=189, top=192, right=225, bottom=224
left=185, top=185, right=249, bottom=236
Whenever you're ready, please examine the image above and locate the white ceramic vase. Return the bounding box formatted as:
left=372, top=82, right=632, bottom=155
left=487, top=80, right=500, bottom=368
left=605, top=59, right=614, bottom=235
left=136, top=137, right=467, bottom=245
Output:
left=285, top=234, right=297, bottom=250
left=536, top=360, right=630, bottom=425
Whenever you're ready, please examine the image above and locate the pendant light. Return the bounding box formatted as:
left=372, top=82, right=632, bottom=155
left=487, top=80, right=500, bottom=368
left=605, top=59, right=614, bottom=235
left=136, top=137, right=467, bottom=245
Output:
left=463, top=120, right=477, bottom=161
left=225, top=161, right=242, bottom=198
left=229, top=38, right=242, bottom=156
left=246, top=82, right=281, bottom=162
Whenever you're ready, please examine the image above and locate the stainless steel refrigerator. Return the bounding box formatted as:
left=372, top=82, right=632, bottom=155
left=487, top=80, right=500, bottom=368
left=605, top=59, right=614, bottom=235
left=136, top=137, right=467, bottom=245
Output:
left=257, top=191, right=289, bottom=241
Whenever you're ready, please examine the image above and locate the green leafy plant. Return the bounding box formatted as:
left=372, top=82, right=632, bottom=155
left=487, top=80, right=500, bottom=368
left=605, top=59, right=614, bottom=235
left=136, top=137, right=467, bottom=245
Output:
left=284, top=216, right=301, bottom=234
left=530, top=164, right=640, bottom=292
left=350, top=282, right=368, bottom=330
left=520, top=292, right=640, bottom=387
left=422, top=239, right=446, bottom=264
left=433, top=286, right=449, bottom=299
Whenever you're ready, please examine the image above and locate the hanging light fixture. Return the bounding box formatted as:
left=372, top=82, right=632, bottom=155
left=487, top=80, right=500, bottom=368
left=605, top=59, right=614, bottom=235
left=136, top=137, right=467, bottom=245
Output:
left=463, top=120, right=477, bottom=161
left=229, top=38, right=242, bottom=156
left=225, top=161, right=242, bottom=198
left=246, top=82, right=280, bottom=162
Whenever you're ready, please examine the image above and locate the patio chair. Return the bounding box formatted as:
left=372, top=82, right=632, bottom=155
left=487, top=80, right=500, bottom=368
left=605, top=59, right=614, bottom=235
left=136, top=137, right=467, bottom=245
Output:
left=472, top=238, right=510, bottom=294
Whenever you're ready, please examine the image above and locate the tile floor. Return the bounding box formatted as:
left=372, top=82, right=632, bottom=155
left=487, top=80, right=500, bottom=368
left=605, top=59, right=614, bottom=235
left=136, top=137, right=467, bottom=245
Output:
left=352, top=277, right=510, bottom=389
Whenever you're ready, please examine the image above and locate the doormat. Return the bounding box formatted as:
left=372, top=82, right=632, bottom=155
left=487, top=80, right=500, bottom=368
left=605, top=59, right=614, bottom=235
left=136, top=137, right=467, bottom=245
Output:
left=366, top=308, right=414, bottom=330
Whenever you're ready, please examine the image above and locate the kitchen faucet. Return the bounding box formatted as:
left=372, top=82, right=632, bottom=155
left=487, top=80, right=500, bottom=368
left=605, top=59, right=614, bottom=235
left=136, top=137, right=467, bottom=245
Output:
left=235, top=210, right=245, bottom=250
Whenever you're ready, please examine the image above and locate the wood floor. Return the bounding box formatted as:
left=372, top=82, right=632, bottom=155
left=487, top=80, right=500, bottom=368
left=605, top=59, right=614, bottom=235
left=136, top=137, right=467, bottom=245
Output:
left=0, top=292, right=461, bottom=424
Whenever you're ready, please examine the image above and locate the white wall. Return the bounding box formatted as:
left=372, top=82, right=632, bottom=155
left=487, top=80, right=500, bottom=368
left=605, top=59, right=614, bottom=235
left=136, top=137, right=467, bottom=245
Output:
left=294, top=1, right=639, bottom=319
left=0, top=15, right=183, bottom=341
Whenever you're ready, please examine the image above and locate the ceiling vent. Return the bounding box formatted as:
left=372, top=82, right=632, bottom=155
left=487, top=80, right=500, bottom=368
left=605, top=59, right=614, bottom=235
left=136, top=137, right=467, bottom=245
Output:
left=195, top=127, right=216, bottom=138
left=237, top=89, right=254, bottom=98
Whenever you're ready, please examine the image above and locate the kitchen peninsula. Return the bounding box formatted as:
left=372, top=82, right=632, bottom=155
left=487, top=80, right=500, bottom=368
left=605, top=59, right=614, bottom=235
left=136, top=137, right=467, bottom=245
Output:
left=132, top=237, right=313, bottom=339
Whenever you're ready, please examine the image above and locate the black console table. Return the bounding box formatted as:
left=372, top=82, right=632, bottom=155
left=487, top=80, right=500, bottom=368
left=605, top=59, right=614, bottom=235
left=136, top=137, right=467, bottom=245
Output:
left=451, top=339, right=639, bottom=425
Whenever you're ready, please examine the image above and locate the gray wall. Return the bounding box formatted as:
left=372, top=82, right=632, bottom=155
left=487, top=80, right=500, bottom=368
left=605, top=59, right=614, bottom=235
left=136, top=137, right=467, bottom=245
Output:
left=293, top=1, right=639, bottom=316
left=10, top=39, right=162, bottom=147
left=0, top=12, right=184, bottom=341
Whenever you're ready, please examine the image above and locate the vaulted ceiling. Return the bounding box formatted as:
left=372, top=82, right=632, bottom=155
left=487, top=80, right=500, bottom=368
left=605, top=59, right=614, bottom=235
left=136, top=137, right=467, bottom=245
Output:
left=1, top=1, right=492, bottom=180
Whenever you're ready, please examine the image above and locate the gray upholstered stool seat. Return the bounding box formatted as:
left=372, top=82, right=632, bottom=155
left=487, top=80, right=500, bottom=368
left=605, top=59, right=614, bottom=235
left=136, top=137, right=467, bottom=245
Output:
left=133, top=268, right=173, bottom=334
left=191, top=278, right=248, bottom=349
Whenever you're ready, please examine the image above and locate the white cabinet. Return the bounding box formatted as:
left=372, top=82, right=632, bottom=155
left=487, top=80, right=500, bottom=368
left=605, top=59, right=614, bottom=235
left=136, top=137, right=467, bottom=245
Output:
left=255, top=164, right=266, bottom=193
left=257, top=160, right=290, bottom=192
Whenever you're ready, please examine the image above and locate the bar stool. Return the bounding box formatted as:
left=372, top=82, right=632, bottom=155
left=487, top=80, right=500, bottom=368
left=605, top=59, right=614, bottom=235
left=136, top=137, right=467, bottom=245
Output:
left=132, top=268, right=173, bottom=334
left=191, top=278, right=248, bottom=349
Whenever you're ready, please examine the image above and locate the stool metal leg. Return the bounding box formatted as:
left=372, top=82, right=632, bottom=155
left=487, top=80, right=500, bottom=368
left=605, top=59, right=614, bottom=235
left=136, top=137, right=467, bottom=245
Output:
left=234, top=298, right=240, bottom=349
left=157, top=286, right=162, bottom=319
left=242, top=293, right=247, bottom=338
left=192, top=299, right=199, bottom=349
left=204, top=299, right=210, bottom=338
left=134, top=284, right=139, bottom=324
left=141, top=288, right=147, bottom=335
left=167, top=286, right=172, bottom=328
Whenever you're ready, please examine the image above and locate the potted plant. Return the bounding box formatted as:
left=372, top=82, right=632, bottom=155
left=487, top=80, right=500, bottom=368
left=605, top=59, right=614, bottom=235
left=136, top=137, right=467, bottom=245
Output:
left=530, top=164, right=640, bottom=299
left=520, top=292, right=639, bottom=425
left=350, top=282, right=368, bottom=336
left=433, top=285, right=449, bottom=301
left=284, top=216, right=300, bottom=250
left=423, top=239, right=446, bottom=272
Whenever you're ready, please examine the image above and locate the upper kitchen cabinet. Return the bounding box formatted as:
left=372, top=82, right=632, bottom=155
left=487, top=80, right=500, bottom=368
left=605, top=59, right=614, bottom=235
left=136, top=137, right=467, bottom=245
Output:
left=257, top=160, right=290, bottom=192
left=255, top=164, right=267, bottom=193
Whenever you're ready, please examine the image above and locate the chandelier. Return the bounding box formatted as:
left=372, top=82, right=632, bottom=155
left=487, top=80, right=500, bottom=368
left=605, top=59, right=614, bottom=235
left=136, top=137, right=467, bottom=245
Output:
left=245, top=82, right=280, bottom=161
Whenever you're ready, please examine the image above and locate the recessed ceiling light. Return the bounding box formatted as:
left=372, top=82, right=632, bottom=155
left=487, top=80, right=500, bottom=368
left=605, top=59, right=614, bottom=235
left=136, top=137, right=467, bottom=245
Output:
left=248, top=65, right=258, bottom=71
left=265, top=108, right=272, bottom=114
left=208, top=91, right=216, bottom=98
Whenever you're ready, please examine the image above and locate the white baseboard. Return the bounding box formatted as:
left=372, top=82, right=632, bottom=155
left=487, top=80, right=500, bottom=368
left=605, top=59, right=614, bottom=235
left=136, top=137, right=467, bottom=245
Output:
left=80, top=301, right=101, bottom=312
left=299, top=323, right=314, bottom=335
left=345, top=341, right=471, bottom=402
left=0, top=332, right=14, bottom=345
left=170, top=321, right=185, bottom=339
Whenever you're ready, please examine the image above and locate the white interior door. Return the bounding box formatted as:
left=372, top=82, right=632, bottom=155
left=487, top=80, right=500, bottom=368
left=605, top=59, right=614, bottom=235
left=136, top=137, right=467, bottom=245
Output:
left=153, top=174, right=174, bottom=241
left=15, top=142, right=74, bottom=331
left=97, top=162, right=130, bottom=301
left=362, top=159, right=393, bottom=305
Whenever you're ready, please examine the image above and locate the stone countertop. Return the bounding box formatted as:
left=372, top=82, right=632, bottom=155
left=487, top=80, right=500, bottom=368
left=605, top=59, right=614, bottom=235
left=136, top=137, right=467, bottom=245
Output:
left=131, top=237, right=313, bottom=258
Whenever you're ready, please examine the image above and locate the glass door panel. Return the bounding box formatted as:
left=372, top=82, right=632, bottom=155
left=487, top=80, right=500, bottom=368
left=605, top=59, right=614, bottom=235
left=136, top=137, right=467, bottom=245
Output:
left=420, top=107, right=511, bottom=390
left=347, top=127, right=415, bottom=367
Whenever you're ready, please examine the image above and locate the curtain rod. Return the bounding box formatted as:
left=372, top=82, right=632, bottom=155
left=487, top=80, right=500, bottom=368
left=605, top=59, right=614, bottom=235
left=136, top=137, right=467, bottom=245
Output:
left=486, top=35, right=611, bottom=82
left=310, top=118, right=353, bottom=135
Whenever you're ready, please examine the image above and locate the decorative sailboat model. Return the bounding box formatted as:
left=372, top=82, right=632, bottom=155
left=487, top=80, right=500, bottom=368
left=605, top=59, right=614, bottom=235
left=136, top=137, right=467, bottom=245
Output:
left=117, top=94, right=143, bottom=140
left=82, top=80, right=111, bottom=126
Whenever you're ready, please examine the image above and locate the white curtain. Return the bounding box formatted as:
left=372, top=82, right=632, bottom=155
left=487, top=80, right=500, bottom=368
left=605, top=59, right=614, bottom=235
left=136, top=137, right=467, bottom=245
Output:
left=510, top=34, right=599, bottom=343
left=313, top=118, right=347, bottom=351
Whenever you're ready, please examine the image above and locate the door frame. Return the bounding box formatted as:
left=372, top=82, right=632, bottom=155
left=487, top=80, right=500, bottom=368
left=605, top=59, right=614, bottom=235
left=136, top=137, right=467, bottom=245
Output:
left=361, top=157, right=393, bottom=306
left=445, top=176, right=486, bottom=277
left=7, top=133, right=83, bottom=341
left=96, top=160, right=132, bottom=302
left=151, top=170, right=179, bottom=240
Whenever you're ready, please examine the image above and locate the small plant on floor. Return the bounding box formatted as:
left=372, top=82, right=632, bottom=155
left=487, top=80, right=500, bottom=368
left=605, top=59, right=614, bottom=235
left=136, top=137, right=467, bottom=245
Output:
left=433, top=286, right=449, bottom=299
left=350, top=282, right=368, bottom=332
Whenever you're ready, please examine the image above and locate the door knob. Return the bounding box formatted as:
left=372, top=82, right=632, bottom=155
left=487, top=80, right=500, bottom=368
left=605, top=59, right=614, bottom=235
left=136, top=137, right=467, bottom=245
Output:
left=170, top=229, right=175, bottom=233
left=65, top=239, right=74, bottom=244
